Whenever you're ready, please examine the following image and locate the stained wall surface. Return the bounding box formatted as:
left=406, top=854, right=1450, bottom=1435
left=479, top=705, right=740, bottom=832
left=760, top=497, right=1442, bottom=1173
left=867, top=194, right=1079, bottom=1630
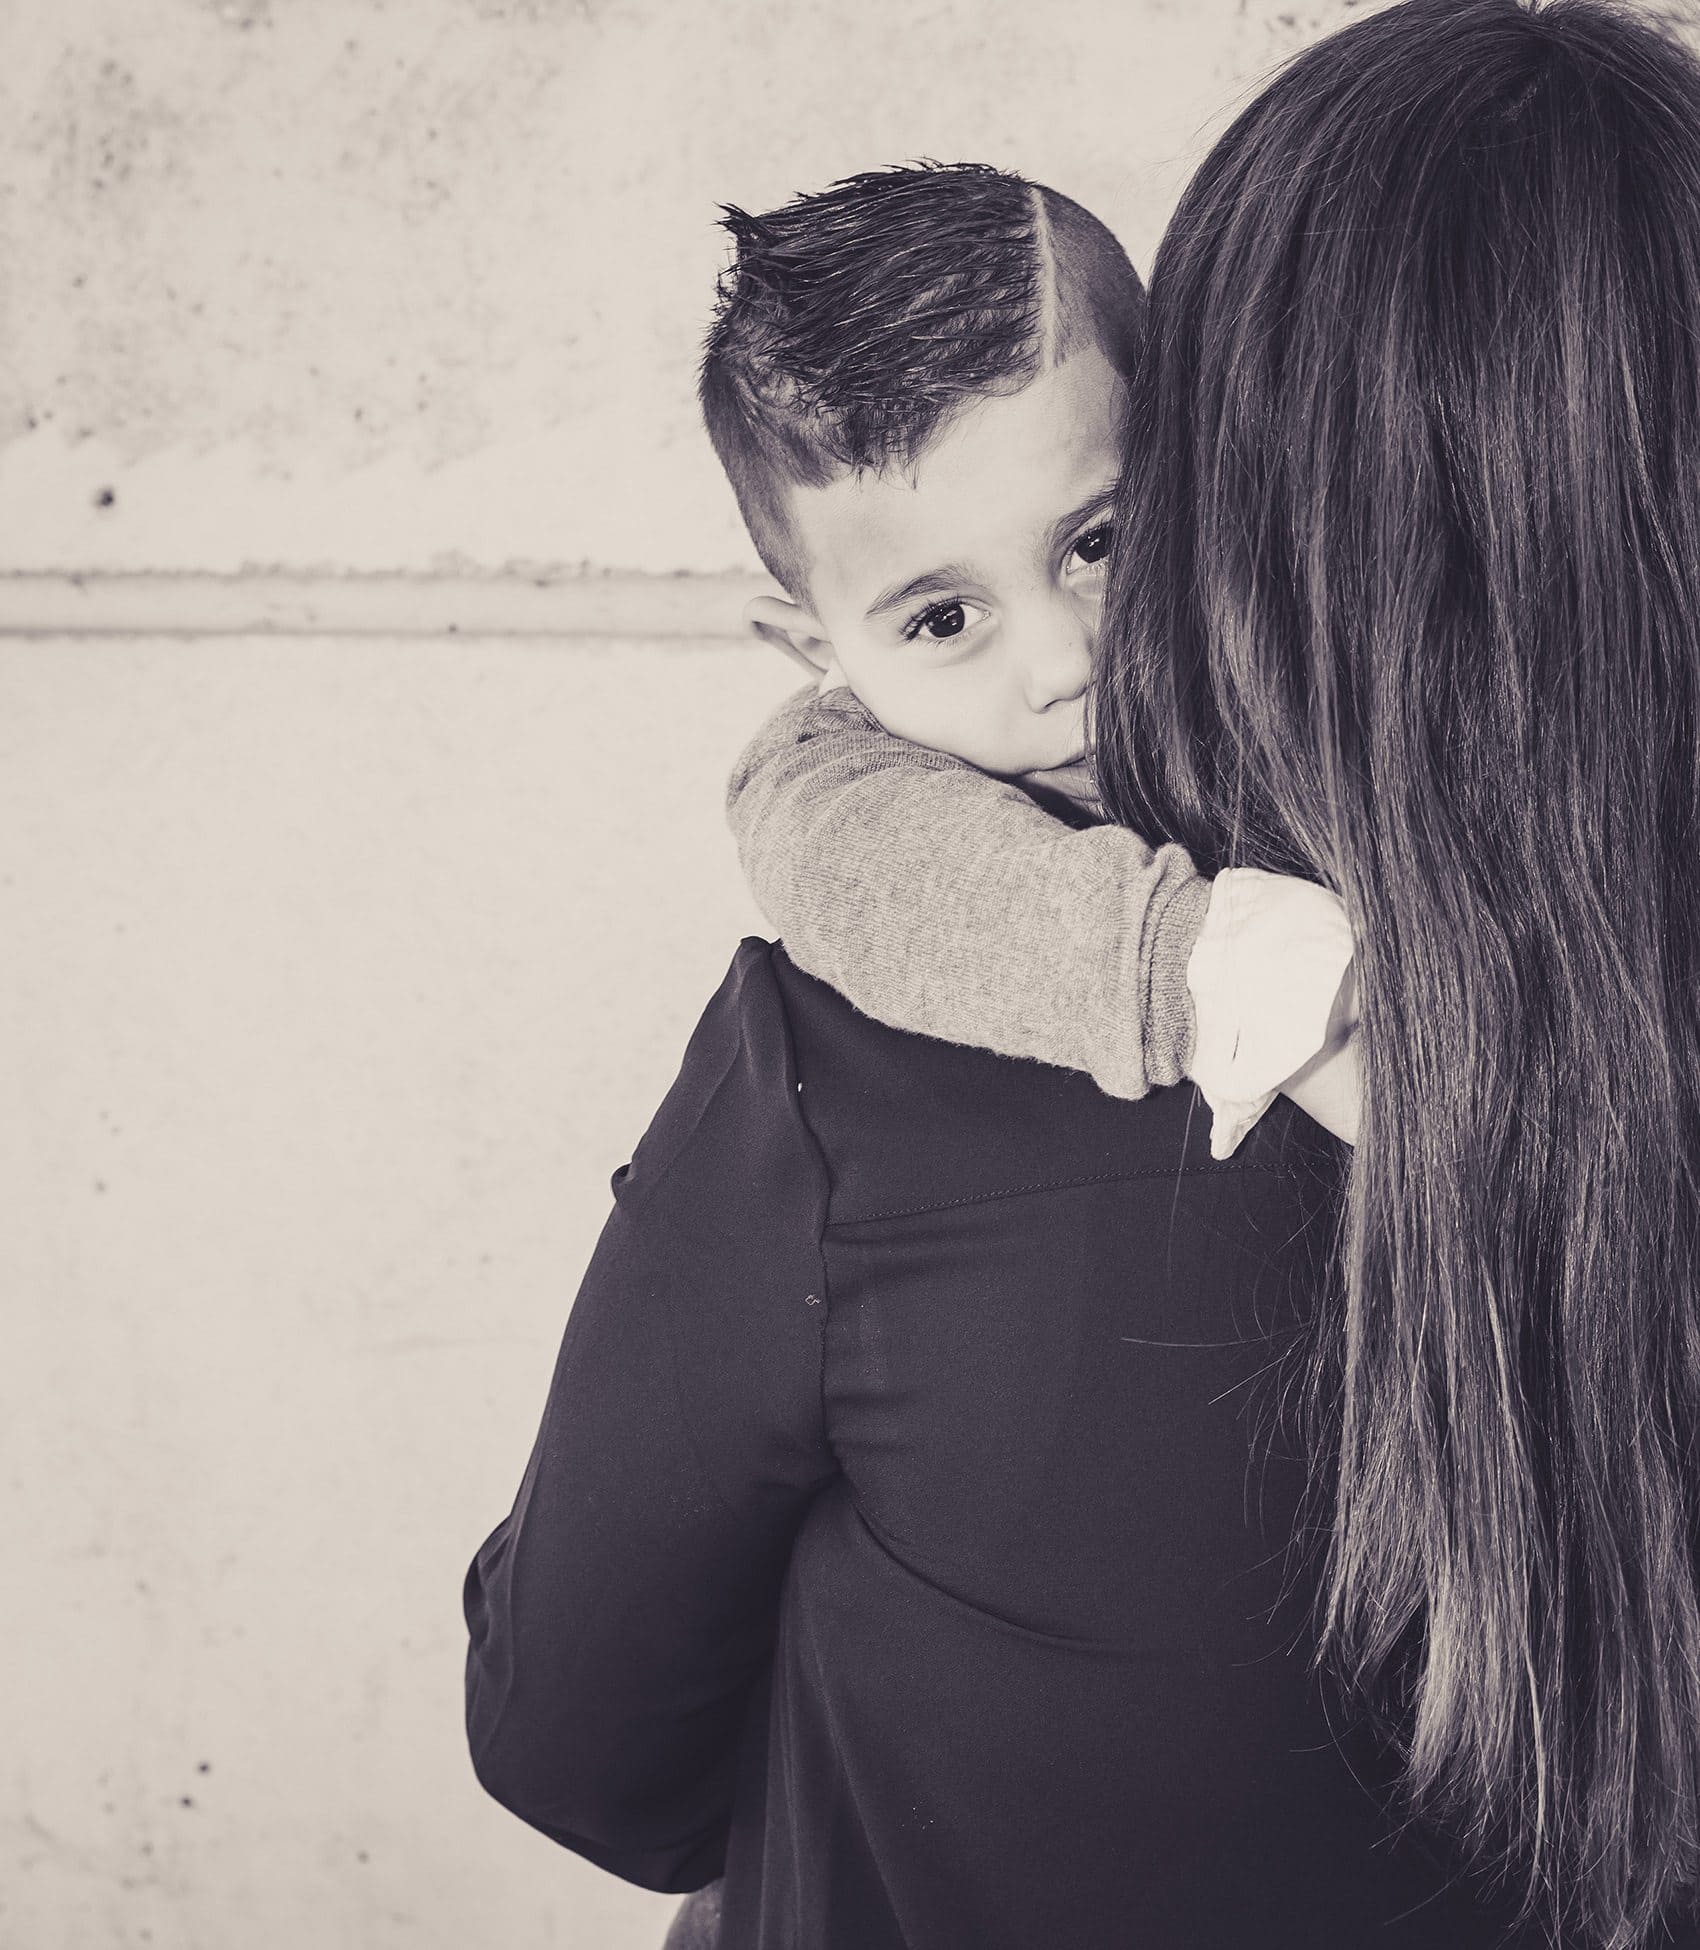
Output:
left=3, top=3, right=1392, bottom=1946
left=0, top=0, right=1385, bottom=579
left=4, top=633, right=793, bottom=1950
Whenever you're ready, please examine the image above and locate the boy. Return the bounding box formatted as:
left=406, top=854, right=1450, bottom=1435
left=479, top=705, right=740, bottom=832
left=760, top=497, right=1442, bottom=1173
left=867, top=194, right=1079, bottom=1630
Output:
left=701, top=164, right=1358, bottom=1154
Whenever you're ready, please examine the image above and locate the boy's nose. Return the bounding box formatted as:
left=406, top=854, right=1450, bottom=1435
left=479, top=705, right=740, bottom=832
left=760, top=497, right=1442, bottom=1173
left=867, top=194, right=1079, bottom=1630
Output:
left=1022, top=610, right=1094, bottom=713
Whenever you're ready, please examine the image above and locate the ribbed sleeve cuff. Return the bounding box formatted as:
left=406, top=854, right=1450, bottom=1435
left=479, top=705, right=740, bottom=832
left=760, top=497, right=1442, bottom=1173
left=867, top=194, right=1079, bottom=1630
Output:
left=1143, top=867, right=1210, bottom=1089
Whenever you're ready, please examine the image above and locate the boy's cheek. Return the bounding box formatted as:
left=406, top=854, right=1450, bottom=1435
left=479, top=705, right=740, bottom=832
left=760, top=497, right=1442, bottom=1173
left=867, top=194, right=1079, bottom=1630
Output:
left=828, top=652, right=929, bottom=741
left=819, top=661, right=939, bottom=751
left=833, top=646, right=1013, bottom=772
left=847, top=679, right=967, bottom=760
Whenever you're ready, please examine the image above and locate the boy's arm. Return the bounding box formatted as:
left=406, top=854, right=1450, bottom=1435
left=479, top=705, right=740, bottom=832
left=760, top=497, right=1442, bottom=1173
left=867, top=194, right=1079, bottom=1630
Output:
left=727, top=686, right=1359, bottom=1150
left=727, top=686, right=1207, bottom=1100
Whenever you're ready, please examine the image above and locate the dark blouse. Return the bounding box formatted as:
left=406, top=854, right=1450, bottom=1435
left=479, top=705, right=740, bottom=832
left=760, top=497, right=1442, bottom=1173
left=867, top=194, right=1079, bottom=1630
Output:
left=464, top=939, right=1553, bottom=1949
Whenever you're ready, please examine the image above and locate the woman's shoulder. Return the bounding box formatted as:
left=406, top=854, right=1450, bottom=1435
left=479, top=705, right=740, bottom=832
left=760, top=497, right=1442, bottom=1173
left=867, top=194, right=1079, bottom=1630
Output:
left=618, top=936, right=822, bottom=1220
left=761, top=938, right=1336, bottom=1230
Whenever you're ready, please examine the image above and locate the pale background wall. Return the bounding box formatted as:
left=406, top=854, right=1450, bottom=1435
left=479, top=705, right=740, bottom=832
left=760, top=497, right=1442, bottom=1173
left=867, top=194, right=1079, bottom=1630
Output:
left=0, top=0, right=1370, bottom=583
left=0, top=2, right=1383, bottom=1946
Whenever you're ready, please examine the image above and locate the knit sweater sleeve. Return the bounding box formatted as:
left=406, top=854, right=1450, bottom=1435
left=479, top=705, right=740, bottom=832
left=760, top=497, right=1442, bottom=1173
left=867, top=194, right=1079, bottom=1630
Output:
left=724, top=685, right=1210, bottom=1099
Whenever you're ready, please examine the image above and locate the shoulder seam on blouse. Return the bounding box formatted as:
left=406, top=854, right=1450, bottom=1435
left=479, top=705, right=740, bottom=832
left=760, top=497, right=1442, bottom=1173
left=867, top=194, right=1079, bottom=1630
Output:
left=827, top=1160, right=1301, bottom=1228
left=760, top=939, right=838, bottom=1459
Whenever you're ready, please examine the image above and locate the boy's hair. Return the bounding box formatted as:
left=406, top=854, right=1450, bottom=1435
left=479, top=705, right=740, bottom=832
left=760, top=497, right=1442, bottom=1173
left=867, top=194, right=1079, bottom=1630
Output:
left=699, top=163, right=1145, bottom=596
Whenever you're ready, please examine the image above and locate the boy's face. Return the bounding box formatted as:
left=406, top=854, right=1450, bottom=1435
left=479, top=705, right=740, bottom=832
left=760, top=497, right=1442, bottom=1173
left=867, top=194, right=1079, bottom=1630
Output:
left=752, top=346, right=1125, bottom=790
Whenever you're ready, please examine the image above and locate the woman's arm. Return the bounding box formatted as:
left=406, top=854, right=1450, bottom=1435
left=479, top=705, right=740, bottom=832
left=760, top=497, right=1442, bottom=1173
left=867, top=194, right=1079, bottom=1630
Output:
left=464, top=941, right=836, bottom=1891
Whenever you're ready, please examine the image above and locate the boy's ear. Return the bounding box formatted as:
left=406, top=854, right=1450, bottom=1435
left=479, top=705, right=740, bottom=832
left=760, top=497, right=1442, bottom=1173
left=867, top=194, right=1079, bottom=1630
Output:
left=744, top=594, right=836, bottom=680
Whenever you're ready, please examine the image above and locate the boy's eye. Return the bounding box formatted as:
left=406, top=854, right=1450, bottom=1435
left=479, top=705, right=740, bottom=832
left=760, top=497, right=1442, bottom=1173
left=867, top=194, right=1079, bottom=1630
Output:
left=1068, top=523, right=1114, bottom=570
left=902, top=598, right=988, bottom=644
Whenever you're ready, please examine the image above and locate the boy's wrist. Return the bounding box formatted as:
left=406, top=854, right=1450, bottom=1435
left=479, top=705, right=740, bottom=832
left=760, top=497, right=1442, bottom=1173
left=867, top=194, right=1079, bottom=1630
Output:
left=1147, top=874, right=1212, bottom=1090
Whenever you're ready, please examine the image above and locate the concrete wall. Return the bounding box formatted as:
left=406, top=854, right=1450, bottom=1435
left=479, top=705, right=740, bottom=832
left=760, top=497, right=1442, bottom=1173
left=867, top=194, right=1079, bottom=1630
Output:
left=3, top=631, right=794, bottom=1950
left=0, top=2, right=1395, bottom=1946
left=0, top=0, right=1377, bottom=580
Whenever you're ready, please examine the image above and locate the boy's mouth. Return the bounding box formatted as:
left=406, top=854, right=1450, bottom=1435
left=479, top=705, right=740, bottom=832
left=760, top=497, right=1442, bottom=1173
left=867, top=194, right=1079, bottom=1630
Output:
left=1021, top=752, right=1091, bottom=784
left=1016, top=755, right=1100, bottom=815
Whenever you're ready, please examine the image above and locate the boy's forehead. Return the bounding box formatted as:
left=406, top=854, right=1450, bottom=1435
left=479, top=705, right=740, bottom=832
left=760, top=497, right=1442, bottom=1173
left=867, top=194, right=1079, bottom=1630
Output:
left=791, top=346, right=1126, bottom=614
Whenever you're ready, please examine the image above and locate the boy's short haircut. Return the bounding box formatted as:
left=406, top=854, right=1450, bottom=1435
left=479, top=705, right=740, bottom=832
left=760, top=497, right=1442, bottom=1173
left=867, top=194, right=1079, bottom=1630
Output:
left=699, top=163, right=1146, bottom=597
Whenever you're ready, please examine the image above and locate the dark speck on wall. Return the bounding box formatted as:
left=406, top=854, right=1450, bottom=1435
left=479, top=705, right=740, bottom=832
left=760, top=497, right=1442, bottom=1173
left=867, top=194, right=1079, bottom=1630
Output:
left=197, top=1761, right=211, bottom=1774
left=94, top=487, right=116, bottom=510
left=179, top=1795, right=195, bottom=1809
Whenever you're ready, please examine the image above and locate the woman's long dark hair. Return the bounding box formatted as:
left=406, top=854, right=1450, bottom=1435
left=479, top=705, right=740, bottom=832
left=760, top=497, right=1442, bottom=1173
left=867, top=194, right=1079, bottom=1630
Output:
left=1095, top=2, right=1700, bottom=1941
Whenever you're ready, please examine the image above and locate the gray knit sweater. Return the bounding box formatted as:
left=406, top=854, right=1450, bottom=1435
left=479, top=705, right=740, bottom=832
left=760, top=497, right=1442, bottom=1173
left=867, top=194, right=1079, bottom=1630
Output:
left=724, top=685, right=1210, bottom=1099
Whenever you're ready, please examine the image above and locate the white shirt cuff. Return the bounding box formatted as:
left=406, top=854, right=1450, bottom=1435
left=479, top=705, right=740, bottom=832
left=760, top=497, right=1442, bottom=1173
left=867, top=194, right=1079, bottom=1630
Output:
left=1186, top=867, right=1356, bottom=1160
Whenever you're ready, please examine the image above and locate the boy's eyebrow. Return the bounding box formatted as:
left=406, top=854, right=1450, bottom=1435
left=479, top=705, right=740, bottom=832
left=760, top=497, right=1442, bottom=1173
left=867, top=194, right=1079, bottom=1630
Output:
left=1048, top=483, right=1121, bottom=553
left=861, top=481, right=1121, bottom=622
left=863, top=565, right=978, bottom=622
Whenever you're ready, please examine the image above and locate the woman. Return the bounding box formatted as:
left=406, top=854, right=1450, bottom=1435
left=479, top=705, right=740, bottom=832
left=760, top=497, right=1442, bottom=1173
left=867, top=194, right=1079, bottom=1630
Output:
left=466, top=2, right=1700, bottom=1943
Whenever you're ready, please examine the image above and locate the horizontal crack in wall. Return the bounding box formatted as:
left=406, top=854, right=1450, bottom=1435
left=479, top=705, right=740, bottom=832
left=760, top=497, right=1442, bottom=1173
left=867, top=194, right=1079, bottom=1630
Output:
left=0, top=572, right=771, bottom=640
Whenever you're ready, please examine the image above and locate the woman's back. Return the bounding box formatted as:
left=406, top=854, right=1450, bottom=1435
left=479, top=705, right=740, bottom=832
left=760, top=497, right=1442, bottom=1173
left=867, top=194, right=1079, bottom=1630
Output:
left=469, top=938, right=1590, bottom=1947
left=745, top=943, right=1563, bottom=1948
